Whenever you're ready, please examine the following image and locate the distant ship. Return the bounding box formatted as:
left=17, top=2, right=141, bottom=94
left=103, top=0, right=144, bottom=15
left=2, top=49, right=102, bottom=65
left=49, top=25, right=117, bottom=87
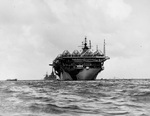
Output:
left=44, top=71, right=57, bottom=80
left=6, top=79, right=17, bottom=81
left=49, top=37, right=110, bottom=80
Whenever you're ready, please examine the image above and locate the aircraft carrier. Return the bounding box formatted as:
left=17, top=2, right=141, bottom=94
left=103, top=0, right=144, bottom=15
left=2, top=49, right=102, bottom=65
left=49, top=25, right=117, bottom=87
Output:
left=49, top=37, right=110, bottom=80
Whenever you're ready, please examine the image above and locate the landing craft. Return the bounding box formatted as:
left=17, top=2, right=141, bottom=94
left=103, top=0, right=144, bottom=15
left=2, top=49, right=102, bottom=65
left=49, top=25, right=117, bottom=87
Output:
left=49, top=37, right=110, bottom=80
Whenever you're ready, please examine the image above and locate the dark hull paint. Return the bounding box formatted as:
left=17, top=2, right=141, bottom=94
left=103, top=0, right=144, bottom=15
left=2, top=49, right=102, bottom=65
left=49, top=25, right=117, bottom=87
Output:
left=58, top=68, right=101, bottom=80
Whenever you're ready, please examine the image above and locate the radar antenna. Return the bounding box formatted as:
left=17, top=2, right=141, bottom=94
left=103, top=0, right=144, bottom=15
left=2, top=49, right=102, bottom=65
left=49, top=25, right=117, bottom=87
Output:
left=78, top=36, right=92, bottom=52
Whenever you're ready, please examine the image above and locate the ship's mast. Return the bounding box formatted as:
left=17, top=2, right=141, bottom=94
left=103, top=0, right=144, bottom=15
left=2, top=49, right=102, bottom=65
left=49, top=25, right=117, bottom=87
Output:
left=103, top=39, right=106, bottom=56
left=89, top=40, right=91, bottom=49
left=96, top=45, right=98, bottom=51
left=82, top=37, right=89, bottom=51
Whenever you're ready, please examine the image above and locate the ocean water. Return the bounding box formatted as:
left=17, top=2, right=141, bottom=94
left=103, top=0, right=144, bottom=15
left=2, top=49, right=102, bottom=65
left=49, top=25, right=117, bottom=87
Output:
left=0, top=79, right=150, bottom=116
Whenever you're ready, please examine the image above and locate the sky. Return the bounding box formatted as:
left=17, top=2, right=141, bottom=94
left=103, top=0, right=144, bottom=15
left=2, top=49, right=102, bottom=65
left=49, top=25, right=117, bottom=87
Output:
left=0, top=0, right=150, bottom=80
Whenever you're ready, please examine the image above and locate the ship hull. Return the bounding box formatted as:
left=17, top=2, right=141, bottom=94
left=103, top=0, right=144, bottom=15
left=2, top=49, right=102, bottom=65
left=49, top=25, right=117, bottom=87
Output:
left=59, top=68, right=101, bottom=81
left=77, top=68, right=101, bottom=80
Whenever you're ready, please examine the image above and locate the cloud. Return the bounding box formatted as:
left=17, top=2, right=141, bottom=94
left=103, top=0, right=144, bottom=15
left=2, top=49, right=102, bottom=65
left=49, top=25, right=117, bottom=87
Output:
left=104, top=0, right=132, bottom=20
left=0, top=0, right=150, bottom=79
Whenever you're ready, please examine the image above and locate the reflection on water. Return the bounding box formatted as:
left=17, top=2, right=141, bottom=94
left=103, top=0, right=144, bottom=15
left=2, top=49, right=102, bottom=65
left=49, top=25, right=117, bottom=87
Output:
left=0, top=79, right=150, bottom=116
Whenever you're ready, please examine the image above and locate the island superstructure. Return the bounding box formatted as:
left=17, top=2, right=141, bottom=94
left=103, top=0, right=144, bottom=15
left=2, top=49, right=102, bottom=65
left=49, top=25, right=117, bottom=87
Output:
left=49, top=37, right=110, bottom=80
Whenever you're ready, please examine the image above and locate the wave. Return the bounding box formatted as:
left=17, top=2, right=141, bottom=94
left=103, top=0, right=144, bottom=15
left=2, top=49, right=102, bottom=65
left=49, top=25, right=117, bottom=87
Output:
left=1, top=79, right=150, bottom=116
left=29, top=103, right=100, bottom=115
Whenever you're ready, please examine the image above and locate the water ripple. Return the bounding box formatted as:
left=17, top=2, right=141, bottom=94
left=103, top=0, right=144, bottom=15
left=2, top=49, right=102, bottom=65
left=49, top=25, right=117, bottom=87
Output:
left=0, top=79, right=150, bottom=116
